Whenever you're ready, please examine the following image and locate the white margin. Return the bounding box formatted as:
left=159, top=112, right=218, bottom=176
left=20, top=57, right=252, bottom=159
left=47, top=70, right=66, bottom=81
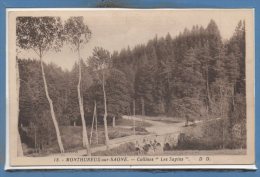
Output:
left=4, top=8, right=257, bottom=171
left=5, top=8, right=10, bottom=171
left=4, top=165, right=257, bottom=170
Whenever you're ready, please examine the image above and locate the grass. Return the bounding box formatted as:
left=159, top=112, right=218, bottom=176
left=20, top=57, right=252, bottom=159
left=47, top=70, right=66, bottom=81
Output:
left=23, top=117, right=245, bottom=157
left=135, top=115, right=185, bottom=124
left=93, top=142, right=138, bottom=156
left=61, top=125, right=147, bottom=149
left=181, top=118, right=223, bottom=137
left=182, top=123, right=204, bottom=137
left=92, top=141, right=246, bottom=156
left=163, top=149, right=246, bottom=156
left=116, top=118, right=152, bottom=127
left=23, top=124, right=149, bottom=156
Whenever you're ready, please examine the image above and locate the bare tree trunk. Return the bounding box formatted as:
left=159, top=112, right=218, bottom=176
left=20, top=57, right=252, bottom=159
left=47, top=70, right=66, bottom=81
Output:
left=34, top=124, right=37, bottom=153
left=133, top=100, right=135, bottom=135
left=77, top=49, right=91, bottom=156
left=185, top=116, right=189, bottom=126
left=141, top=97, right=145, bottom=116
left=94, top=101, right=98, bottom=144
left=90, top=114, right=94, bottom=145
left=240, top=122, right=243, bottom=149
left=206, top=65, right=211, bottom=113
left=40, top=56, right=64, bottom=153
left=232, top=83, right=236, bottom=111
left=16, top=58, right=24, bottom=156
left=90, top=101, right=96, bottom=144
left=102, top=71, right=109, bottom=149
left=230, top=83, right=236, bottom=147
left=206, top=105, right=209, bottom=119
left=220, top=87, right=225, bottom=149
left=112, top=116, right=116, bottom=128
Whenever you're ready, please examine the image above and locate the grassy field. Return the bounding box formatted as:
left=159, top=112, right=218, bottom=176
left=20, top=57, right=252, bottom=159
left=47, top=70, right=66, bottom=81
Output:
left=93, top=142, right=246, bottom=156
left=135, top=115, right=186, bottom=124
left=23, top=116, right=243, bottom=157
left=23, top=124, right=149, bottom=156
left=116, top=118, right=152, bottom=127
left=92, top=142, right=138, bottom=156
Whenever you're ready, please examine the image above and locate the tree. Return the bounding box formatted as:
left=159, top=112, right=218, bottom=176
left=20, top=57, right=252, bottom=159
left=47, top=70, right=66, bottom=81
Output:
left=135, top=62, right=155, bottom=116
left=226, top=20, right=245, bottom=95
left=64, top=16, right=92, bottom=155
left=210, top=46, right=231, bottom=148
left=175, top=48, right=204, bottom=123
left=197, top=43, right=212, bottom=117
left=156, top=34, right=176, bottom=114
left=88, top=47, right=111, bottom=149
left=226, top=53, right=240, bottom=106
left=17, top=19, right=247, bottom=152
left=226, top=21, right=246, bottom=148
left=106, top=68, right=132, bottom=117
left=16, top=17, right=65, bottom=153
left=89, top=100, right=98, bottom=145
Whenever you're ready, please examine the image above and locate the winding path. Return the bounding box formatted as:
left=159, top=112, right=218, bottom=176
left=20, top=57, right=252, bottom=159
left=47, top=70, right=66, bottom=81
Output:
left=52, top=116, right=220, bottom=156
left=121, top=116, right=185, bottom=135
left=52, top=116, right=184, bottom=156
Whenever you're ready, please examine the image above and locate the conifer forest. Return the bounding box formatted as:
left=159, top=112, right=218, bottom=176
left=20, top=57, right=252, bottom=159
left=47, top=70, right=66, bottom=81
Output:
left=16, top=16, right=247, bottom=156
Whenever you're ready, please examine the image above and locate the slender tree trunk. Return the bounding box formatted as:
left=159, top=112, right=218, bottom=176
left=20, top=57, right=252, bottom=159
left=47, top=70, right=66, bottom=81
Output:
left=240, top=122, right=243, bottom=149
left=185, top=115, right=189, bottom=126
left=77, top=48, right=91, bottom=156
left=102, top=71, right=109, bottom=149
left=94, top=101, right=98, bottom=144
left=90, top=110, right=95, bottom=145
left=16, top=58, right=24, bottom=156
left=232, top=82, right=236, bottom=111
left=229, top=83, right=236, bottom=147
left=206, top=65, right=211, bottom=114
left=40, top=55, right=64, bottom=153
left=112, top=116, right=116, bottom=128
left=220, top=87, right=225, bottom=149
left=141, top=97, right=145, bottom=116
left=206, top=105, right=209, bottom=119
left=133, top=100, right=135, bottom=135
left=34, top=124, right=37, bottom=153
left=90, top=101, right=96, bottom=144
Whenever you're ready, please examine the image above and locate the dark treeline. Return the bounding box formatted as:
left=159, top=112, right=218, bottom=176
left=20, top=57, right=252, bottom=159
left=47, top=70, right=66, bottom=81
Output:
left=18, top=19, right=246, bottom=150
left=112, top=20, right=245, bottom=118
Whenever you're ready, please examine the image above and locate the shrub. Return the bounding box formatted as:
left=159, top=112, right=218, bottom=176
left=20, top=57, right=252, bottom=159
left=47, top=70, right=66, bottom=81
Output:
left=93, top=142, right=137, bottom=156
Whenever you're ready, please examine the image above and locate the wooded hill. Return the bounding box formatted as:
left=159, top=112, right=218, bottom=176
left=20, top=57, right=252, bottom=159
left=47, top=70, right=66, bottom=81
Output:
left=18, top=19, right=246, bottom=151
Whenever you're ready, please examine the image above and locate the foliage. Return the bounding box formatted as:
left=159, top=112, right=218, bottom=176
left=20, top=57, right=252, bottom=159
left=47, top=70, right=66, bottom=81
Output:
left=18, top=19, right=246, bottom=151
left=63, top=16, right=91, bottom=51
left=17, top=17, right=63, bottom=55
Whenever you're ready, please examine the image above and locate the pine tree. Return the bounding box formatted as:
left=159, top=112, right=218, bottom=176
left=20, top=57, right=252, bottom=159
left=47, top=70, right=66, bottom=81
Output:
left=173, top=48, right=204, bottom=122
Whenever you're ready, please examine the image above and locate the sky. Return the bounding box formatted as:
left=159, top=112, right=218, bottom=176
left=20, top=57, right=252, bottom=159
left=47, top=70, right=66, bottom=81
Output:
left=16, top=9, right=249, bottom=71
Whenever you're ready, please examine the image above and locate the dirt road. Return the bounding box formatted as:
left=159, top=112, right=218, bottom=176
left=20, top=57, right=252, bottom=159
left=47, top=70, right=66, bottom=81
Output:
left=121, top=115, right=185, bottom=135
left=51, top=116, right=184, bottom=156
left=52, top=116, right=220, bottom=156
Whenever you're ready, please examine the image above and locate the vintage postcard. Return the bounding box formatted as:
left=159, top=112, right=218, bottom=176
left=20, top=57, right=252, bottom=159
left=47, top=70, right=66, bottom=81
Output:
left=6, top=9, right=255, bottom=169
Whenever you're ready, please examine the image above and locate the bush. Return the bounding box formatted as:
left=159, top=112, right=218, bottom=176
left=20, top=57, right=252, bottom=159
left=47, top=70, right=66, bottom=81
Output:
left=175, top=117, right=246, bottom=150
left=174, top=119, right=224, bottom=150
left=130, top=126, right=148, bottom=133
left=177, top=134, right=223, bottom=150
left=93, top=142, right=137, bottom=156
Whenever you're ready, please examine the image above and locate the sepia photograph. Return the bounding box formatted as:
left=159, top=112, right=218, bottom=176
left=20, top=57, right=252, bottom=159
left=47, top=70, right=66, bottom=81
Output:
left=6, top=9, right=255, bottom=168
